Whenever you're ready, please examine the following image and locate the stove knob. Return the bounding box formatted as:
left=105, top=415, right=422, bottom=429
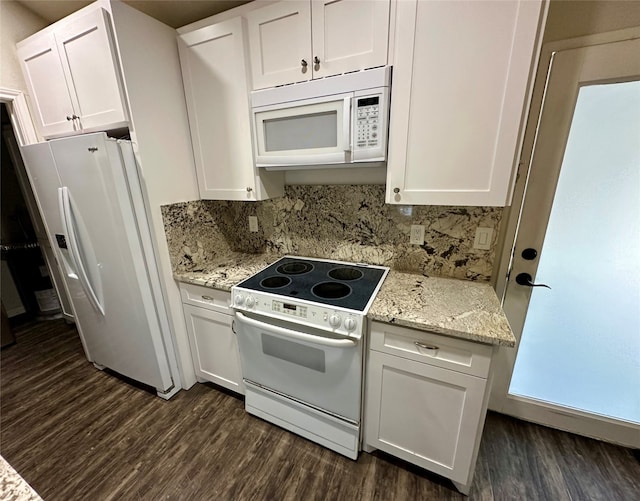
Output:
left=235, top=294, right=244, bottom=306
left=344, top=318, right=357, bottom=332
left=245, top=296, right=256, bottom=308
left=329, top=314, right=341, bottom=328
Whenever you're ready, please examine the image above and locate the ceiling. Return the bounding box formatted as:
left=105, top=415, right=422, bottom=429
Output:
left=16, top=0, right=253, bottom=29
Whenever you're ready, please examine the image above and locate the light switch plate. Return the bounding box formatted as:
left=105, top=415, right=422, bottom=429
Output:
left=473, top=227, right=493, bottom=250
left=248, top=216, right=259, bottom=232
left=410, top=225, right=425, bottom=245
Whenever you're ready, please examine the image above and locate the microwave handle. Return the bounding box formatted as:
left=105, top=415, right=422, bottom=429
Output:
left=343, top=97, right=351, bottom=152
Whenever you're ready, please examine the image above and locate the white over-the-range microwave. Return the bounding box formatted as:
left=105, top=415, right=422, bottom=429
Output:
left=251, top=66, right=391, bottom=169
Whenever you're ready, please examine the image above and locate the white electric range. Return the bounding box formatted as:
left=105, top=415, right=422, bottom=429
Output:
left=232, top=256, right=389, bottom=459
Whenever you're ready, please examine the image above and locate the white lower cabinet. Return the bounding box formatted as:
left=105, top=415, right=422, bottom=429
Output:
left=180, top=284, right=244, bottom=394
left=364, top=322, right=493, bottom=495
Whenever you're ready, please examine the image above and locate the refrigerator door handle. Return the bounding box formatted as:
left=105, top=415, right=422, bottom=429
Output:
left=59, top=187, right=105, bottom=316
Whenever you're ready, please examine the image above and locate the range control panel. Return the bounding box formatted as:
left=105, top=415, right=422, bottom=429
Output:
left=355, top=96, right=380, bottom=150
left=232, top=290, right=364, bottom=337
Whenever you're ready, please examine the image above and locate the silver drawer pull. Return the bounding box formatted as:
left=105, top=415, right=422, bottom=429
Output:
left=415, top=341, right=439, bottom=350
left=201, top=295, right=214, bottom=301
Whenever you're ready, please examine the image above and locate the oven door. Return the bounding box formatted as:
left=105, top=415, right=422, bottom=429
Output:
left=234, top=311, right=362, bottom=422
left=252, top=93, right=353, bottom=168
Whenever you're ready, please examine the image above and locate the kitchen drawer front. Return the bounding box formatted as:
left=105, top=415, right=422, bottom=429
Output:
left=369, top=321, right=492, bottom=378
left=179, top=283, right=231, bottom=314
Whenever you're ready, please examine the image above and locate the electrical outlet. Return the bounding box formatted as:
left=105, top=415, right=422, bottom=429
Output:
left=473, top=227, right=493, bottom=250
left=248, top=216, right=259, bottom=233
left=410, top=225, right=425, bottom=245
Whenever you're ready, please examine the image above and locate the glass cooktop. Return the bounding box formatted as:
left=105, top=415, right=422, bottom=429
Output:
left=235, top=256, right=388, bottom=312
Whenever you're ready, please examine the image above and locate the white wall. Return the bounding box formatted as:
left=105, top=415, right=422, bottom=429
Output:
left=0, top=1, right=47, bottom=92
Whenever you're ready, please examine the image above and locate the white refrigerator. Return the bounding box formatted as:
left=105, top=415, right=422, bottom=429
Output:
left=20, top=132, right=181, bottom=399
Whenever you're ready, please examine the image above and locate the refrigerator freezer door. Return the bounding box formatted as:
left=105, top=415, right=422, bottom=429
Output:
left=19, top=141, right=94, bottom=358
left=46, top=133, right=173, bottom=391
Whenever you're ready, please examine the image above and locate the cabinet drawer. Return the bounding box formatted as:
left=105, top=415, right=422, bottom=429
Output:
left=179, top=283, right=231, bottom=314
left=369, top=321, right=492, bottom=378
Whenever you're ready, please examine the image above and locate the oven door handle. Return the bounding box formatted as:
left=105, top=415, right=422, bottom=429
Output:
left=235, top=311, right=357, bottom=347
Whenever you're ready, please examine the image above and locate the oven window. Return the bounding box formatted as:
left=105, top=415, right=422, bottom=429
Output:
left=261, top=333, right=326, bottom=372
left=263, top=111, right=337, bottom=152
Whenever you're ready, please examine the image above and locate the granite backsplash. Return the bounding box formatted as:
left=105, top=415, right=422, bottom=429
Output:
left=161, top=185, right=503, bottom=281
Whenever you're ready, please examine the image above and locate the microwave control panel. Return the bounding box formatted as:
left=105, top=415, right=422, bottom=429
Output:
left=356, top=96, right=380, bottom=150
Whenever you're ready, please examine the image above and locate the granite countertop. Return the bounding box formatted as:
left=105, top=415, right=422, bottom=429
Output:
left=368, top=270, right=515, bottom=346
left=0, top=456, right=43, bottom=501
left=174, top=254, right=515, bottom=347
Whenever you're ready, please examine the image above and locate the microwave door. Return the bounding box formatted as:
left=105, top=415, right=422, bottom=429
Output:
left=253, top=93, right=353, bottom=167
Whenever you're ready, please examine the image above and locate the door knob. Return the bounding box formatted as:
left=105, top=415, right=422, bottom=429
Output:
left=515, top=273, right=551, bottom=289
left=521, top=248, right=538, bottom=260
left=301, top=59, right=308, bottom=68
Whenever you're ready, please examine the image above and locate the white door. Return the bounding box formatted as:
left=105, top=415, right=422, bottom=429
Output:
left=16, top=32, right=76, bottom=137
left=49, top=134, right=172, bottom=391
left=253, top=93, right=352, bottom=166
left=234, top=311, right=362, bottom=421
left=246, top=0, right=311, bottom=89
left=183, top=304, right=244, bottom=394
left=386, top=0, right=545, bottom=206
left=492, top=38, right=640, bottom=447
left=311, top=0, right=389, bottom=79
left=55, top=8, right=127, bottom=132
left=178, top=18, right=258, bottom=200
left=365, top=350, right=486, bottom=486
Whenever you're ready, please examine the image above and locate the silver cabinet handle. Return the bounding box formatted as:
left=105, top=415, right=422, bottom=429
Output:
left=201, top=295, right=214, bottom=301
left=314, top=56, right=320, bottom=65
left=66, top=116, right=73, bottom=121
left=301, top=59, right=308, bottom=68
left=393, top=187, right=400, bottom=194
left=415, top=341, right=439, bottom=350
left=246, top=187, right=253, bottom=192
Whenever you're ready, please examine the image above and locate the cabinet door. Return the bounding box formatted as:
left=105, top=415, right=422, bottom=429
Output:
left=364, top=350, right=486, bottom=485
left=386, top=0, right=545, bottom=206
left=246, top=0, right=311, bottom=89
left=17, top=32, right=76, bottom=138
left=179, top=18, right=256, bottom=200
left=183, top=304, right=244, bottom=394
left=54, top=8, right=128, bottom=133
left=311, top=0, right=389, bottom=79
left=179, top=18, right=283, bottom=201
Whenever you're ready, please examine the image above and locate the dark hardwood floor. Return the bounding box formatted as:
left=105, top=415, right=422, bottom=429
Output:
left=1, top=319, right=638, bottom=500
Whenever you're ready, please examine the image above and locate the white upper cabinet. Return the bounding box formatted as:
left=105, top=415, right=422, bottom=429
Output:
left=178, top=17, right=283, bottom=201
left=247, top=0, right=390, bottom=90
left=386, top=0, right=546, bottom=206
left=17, top=7, right=128, bottom=139
left=311, top=0, right=390, bottom=79
left=246, top=1, right=311, bottom=89
left=17, top=32, right=76, bottom=137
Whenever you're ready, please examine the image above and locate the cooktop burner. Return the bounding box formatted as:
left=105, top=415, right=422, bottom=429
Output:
left=312, top=281, right=351, bottom=300
left=276, top=261, right=313, bottom=275
left=235, top=256, right=388, bottom=312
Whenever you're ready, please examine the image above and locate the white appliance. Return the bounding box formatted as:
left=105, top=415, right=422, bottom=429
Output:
left=20, top=132, right=180, bottom=399
left=232, top=256, right=389, bottom=459
left=251, top=66, right=391, bottom=169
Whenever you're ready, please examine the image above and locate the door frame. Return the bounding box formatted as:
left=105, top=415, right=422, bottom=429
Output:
left=0, top=88, right=39, bottom=146
left=489, top=27, right=640, bottom=448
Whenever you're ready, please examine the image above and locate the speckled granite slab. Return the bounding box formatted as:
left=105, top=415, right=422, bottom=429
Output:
left=0, top=456, right=42, bottom=501
left=368, top=270, right=515, bottom=346
left=174, top=252, right=281, bottom=292
left=174, top=260, right=514, bottom=346
left=161, top=185, right=503, bottom=281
